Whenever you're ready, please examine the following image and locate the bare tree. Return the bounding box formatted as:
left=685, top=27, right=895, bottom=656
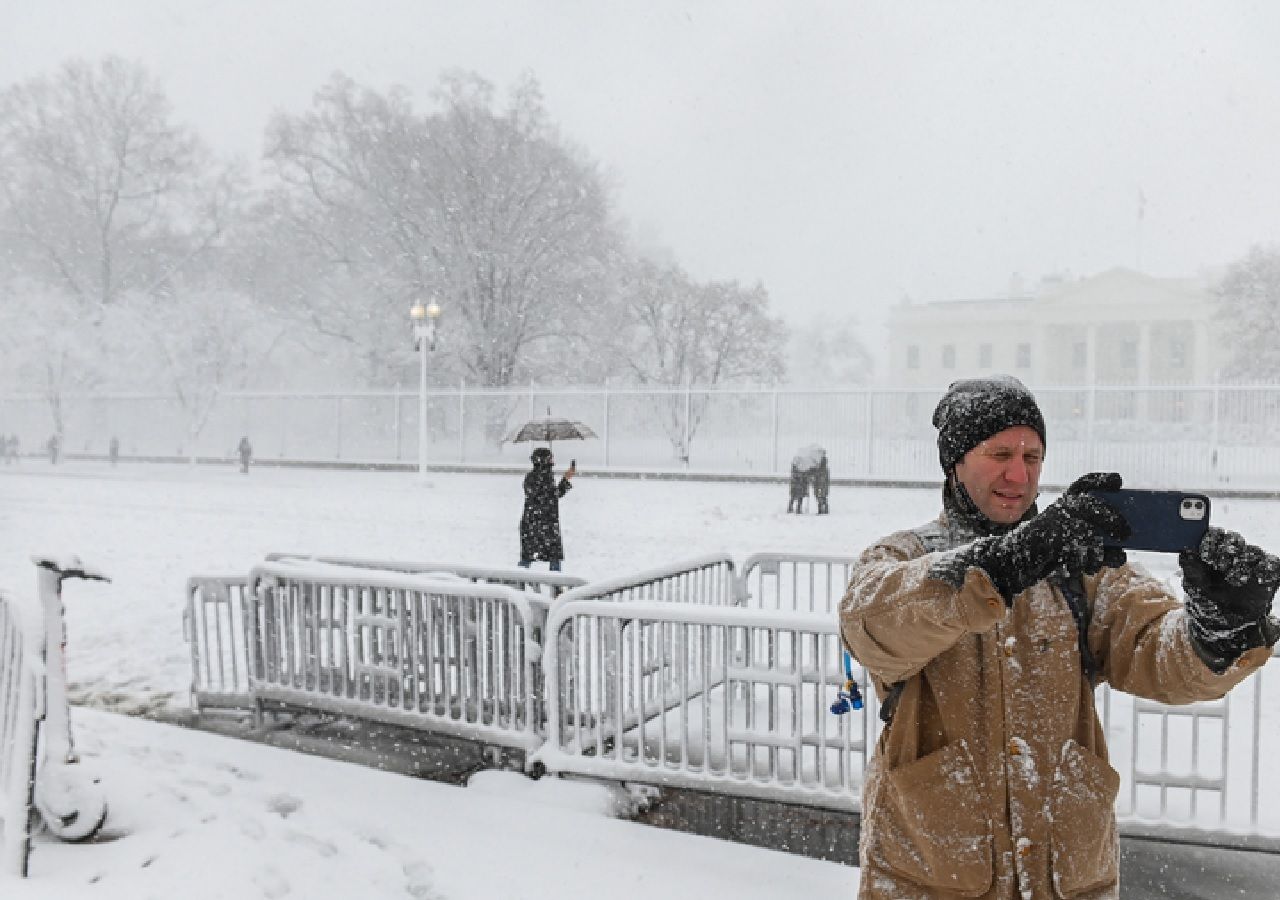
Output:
left=102, top=288, right=287, bottom=462
left=614, top=259, right=787, bottom=459
left=1214, top=245, right=1280, bottom=381
left=785, top=315, right=875, bottom=386
left=0, top=282, right=103, bottom=448
left=0, top=56, right=242, bottom=309
left=262, top=71, right=622, bottom=397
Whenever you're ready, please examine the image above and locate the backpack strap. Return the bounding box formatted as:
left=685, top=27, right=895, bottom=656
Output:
left=1053, top=570, right=1099, bottom=686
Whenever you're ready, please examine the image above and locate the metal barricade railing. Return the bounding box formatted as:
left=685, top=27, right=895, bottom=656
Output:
left=185, top=560, right=586, bottom=714
left=534, top=599, right=865, bottom=812
left=739, top=553, right=855, bottom=614
left=0, top=590, right=44, bottom=876
left=1105, top=642, right=1280, bottom=841
left=184, top=576, right=254, bottom=711
left=247, top=560, right=550, bottom=754
left=550, top=555, right=746, bottom=739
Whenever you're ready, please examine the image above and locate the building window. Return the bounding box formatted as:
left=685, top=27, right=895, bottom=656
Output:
left=941, top=344, right=956, bottom=369
left=907, top=345, right=920, bottom=369
left=1072, top=341, right=1087, bottom=368
left=979, top=343, right=992, bottom=368
left=1016, top=343, right=1031, bottom=369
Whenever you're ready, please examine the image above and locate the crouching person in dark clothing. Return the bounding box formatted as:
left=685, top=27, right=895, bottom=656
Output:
left=838, top=375, right=1278, bottom=899
left=518, top=447, right=576, bottom=571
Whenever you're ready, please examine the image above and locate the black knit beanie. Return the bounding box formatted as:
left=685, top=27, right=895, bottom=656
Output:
left=932, top=375, right=1046, bottom=472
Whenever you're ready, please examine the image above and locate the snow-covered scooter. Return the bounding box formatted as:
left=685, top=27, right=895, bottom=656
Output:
left=32, top=557, right=109, bottom=842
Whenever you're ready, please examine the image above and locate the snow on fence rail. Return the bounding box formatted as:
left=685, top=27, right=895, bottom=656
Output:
left=0, top=589, right=43, bottom=876
left=245, top=560, right=550, bottom=754
left=181, top=552, right=1280, bottom=847
left=263, top=554, right=586, bottom=600
left=553, top=553, right=744, bottom=607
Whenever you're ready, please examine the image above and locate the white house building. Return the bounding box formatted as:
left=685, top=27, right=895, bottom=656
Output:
left=887, top=268, right=1226, bottom=388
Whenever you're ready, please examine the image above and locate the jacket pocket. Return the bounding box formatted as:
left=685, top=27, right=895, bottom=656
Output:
left=868, top=739, right=993, bottom=897
left=1049, top=739, right=1121, bottom=898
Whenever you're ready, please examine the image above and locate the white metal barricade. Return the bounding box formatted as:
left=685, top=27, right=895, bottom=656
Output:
left=534, top=599, right=865, bottom=812
left=247, top=560, right=550, bottom=755
left=184, top=576, right=254, bottom=711
left=185, top=560, right=586, bottom=714
left=0, top=589, right=43, bottom=877
left=739, top=553, right=856, bottom=615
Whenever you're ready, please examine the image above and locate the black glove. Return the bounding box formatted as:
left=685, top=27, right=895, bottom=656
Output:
left=931, top=472, right=1131, bottom=606
left=1180, top=527, right=1280, bottom=674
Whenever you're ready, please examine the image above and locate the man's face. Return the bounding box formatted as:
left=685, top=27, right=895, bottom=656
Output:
left=952, top=425, right=1044, bottom=524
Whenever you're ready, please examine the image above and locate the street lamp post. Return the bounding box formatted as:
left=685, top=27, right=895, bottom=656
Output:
left=409, top=299, right=442, bottom=484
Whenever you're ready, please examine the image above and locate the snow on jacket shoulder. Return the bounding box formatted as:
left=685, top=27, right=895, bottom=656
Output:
left=838, top=514, right=1270, bottom=900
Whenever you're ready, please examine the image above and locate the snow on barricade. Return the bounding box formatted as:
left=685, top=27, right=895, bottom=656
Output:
left=264, top=552, right=586, bottom=598
left=554, top=552, right=745, bottom=606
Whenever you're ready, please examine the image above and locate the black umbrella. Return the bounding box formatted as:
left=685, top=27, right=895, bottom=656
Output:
left=506, top=414, right=598, bottom=445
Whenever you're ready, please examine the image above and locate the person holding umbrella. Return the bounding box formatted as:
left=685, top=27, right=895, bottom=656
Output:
left=518, top=447, right=576, bottom=571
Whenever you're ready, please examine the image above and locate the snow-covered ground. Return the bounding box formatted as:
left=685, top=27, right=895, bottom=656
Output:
left=11, top=707, right=851, bottom=899
left=2, top=460, right=1279, bottom=897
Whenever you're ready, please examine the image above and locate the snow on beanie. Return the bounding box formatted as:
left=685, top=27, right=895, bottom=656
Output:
left=932, top=375, right=1046, bottom=472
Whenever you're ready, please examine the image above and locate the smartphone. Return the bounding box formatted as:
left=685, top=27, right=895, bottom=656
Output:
left=1087, top=489, right=1210, bottom=553
left=570, top=458, right=576, bottom=467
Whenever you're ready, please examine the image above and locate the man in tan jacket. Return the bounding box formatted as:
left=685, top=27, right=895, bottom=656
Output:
left=840, top=375, right=1278, bottom=899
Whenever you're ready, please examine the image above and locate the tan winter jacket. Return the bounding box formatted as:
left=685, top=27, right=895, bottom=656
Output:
left=839, top=513, right=1271, bottom=900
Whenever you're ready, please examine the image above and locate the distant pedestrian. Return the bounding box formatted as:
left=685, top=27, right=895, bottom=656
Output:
left=787, top=444, right=828, bottom=514
left=108, top=436, right=120, bottom=466
left=518, top=447, right=575, bottom=571
left=237, top=436, right=253, bottom=474
left=787, top=460, right=810, bottom=513
left=7, top=434, right=19, bottom=463
left=2, top=434, right=11, bottom=464
left=812, top=453, right=830, bottom=515
left=46, top=433, right=60, bottom=465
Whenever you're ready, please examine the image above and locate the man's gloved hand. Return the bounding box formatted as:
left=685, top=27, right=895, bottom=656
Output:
left=930, top=472, right=1131, bottom=606
left=1180, top=527, right=1280, bottom=674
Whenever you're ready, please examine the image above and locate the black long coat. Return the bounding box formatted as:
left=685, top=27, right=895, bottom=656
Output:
left=519, top=464, right=572, bottom=561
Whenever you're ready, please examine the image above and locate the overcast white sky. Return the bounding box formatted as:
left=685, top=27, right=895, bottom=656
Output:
left=4, top=1, right=1280, bottom=337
